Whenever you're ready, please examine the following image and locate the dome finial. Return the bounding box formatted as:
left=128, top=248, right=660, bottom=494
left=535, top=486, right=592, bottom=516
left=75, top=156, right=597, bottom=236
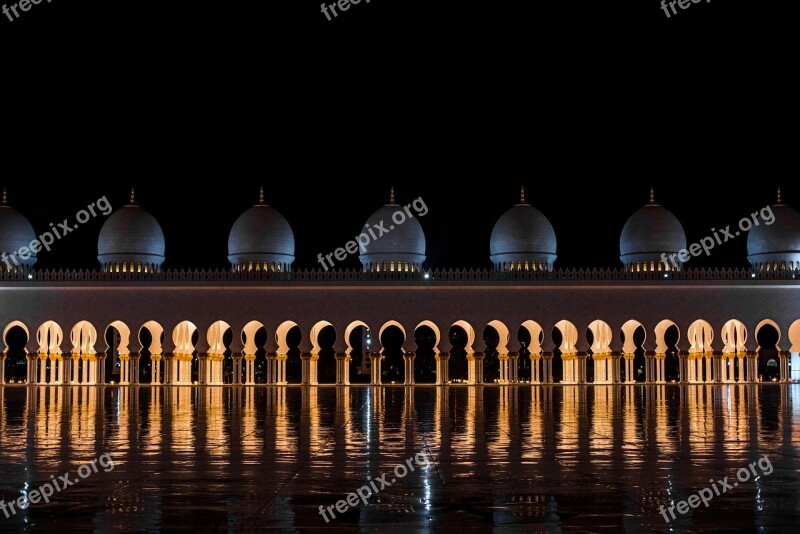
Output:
left=1, top=188, right=6, bottom=206
left=259, top=186, right=265, bottom=205
left=130, top=187, right=135, bottom=205
left=520, top=185, right=526, bottom=204
left=649, top=185, right=655, bottom=205
left=389, top=185, right=395, bottom=204
left=777, top=186, right=783, bottom=204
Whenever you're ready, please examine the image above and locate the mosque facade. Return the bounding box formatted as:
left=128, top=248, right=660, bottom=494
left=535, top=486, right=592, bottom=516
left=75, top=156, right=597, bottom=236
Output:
left=1, top=187, right=799, bottom=387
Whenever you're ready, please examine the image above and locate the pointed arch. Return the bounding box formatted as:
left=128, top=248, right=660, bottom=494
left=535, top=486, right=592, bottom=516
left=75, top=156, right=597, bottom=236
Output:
left=2, top=320, right=30, bottom=352
left=587, top=320, right=613, bottom=353
left=451, top=320, right=476, bottom=354
left=721, top=319, right=747, bottom=354
left=687, top=319, right=714, bottom=353
left=415, top=320, right=441, bottom=353
left=520, top=320, right=544, bottom=354
left=620, top=319, right=645, bottom=353
left=486, top=320, right=510, bottom=353
left=242, top=320, right=266, bottom=354
left=754, top=319, right=782, bottom=350
left=207, top=320, right=232, bottom=355
left=310, top=320, right=336, bottom=353
left=104, top=320, right=131, bottom=355
left=140, top=320, right=164, bottom=354
left=654, top=319, right=679, bottom=353
left=275, top=320, right=299, bottom=354
left=36, top=320, right=64, bottom=355
left=553, top=320, right=578, bottom=354
left=172, top=320, right=198, bottom=355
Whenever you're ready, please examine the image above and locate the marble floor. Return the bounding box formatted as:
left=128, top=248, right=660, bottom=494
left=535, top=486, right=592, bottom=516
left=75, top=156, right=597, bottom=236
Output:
left=0, top=384, right=798, bottom=532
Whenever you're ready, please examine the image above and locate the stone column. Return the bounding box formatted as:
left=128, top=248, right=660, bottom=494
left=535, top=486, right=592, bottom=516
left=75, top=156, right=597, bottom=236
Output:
left=403, top=352, right=415, bottom=385
left=498, top=353, right=510, bottom=384
left=435, top=352, right=449, bottom=384
left=623, top=353, right=635, bottom=383
left=27, top=354, right=37, bottom=384
left=530, top=353, right=541, bottom=384
left=508, top=352, right=519, bottom=383
left=301, top=353, right=318, bottom=385
left=38, top=354, right=48, bottom=385
left=265, top=353, right=277, bottom=384
left=576, top=352, right=588, bottom=384
left=244, top=354, right=256, bottom=385
left=778, top=351, right=790, bottom=382
left=469, top=353, right=485, bottom=384
left=276, top=354, right=288, bottom=385
left=335, top=353, right=350, bottom=385
left=151, top=354, right=163, bottom=384
left=369, top=353, right=382, bottom=385
left=542, top=353, right=554, bottom=384
left=746, top=351, right=758, bottom=382
left=232, top=354, right=243, bottom=385
left=120, top=354, right=131, bottom=384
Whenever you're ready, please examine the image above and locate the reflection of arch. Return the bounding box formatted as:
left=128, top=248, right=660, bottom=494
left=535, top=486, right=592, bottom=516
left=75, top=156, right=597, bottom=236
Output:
left=242, top=320, right=265, bottom=354
left=553, top=320, right=578, bottom=354
left=415, top=320, right=441, bottom=353
left=207, top=320, right=232, bottom=355
left=105, top=320, right=131, bottom=355
left=486, top=320, right=510, bottom=353
left=451, top=320, right=476, bottom=354
left=789, top=320, right=800, bottom=352
left=520, top=320, right=544, bottom=354
left=310, top=320, right=335, bottom=353
left=620, top=319, right=645, bottom=353
left=721, top=319, right=747, bottom=354
left=754, top=319, right=782, bottom=350
left=275, top=320, right=299, bottom=354
left=140, top=321, right=164, bottom=354
left=344, top=320, right=370, bottom=354
left=687, top=320, right=714, bottom=353
left=37, top=320, right=64, bottom=355
left=172, top=320, right=198, bottom=355
left=587, top=320, right=612, bottom=353
left=3, top=321, right=30, bottom=352
left=654, top=319, right=679, bottom=354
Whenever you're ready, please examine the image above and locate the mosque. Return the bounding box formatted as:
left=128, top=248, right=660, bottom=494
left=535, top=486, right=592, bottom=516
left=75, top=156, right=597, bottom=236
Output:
left=0, top=186, right=798, bottom=387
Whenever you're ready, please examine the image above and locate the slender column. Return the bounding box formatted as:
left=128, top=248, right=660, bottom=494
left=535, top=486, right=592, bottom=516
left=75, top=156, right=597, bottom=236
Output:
left=151, top=354, right=162, bottom=384
left=232, top=354, right=243, bottom=385
left=746, top=351, right=758, bottom=382
left=468, top=353, right=485, bottom=384
left=508, top=352, right=519, bottom=383
left=50, top=355, right=63, bottom=385
left=778, top=351, right=790, bottom=382
left=39, top=355, right=48, bottom=385
left=435, top=352, right=449, bottom=384
left=530, top=354, right=541, bottom=384
left=244, top=354, right=256, bottom=385
left=611, top=352, right=622, bottom=383
left=300, top=353, right=318, bottom=385
left=0, top=353, right=5, bottom=384
left=369, top=353, right=383, bottom=385
left=335, top=353, right=351, bottom=385
left=120, top=354, right=131, bottom=385
left=27, top=354, right=37, bottom=384
left=265, top=353, right=277, bottom=384
left=542, top=353, right=554, bottom=384
left=497, top=353, right=509, bottom=384
left=403, top=352, right=415, bottom=385
left=704, top=353, right=713, bottom=383
left=576, top=353, right=588, bottom=384
left=276, top=354, right=288, bottom=385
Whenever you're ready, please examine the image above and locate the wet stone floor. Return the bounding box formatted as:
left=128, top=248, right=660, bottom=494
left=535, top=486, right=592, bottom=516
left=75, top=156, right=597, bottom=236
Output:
left=0, top=384, right=798, bottom=532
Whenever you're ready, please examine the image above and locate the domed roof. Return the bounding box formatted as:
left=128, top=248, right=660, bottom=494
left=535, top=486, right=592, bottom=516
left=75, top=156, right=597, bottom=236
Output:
left=490, top=187, right=557, bottom=269
left=0, top=190, right=37, bottom=268
left=228, top=188, right=295, bottom=268
left=97, top=189, right=165, bottom=267
left=747, top=189, right=800, bottom=268
left=619, top=188, right=686, bottom=266
left=359, top=188, right=426, bottom=269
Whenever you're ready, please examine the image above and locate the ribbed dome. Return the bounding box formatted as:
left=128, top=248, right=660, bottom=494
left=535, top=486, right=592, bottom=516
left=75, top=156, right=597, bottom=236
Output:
left=359, top=188, right=426, bottom=272
left=228, top=189, right=295, bottom=272
left=619, top=189, right=686, bottom=270
left=0, top=191, right=37, bottom=270
left=490, top=187, right=557, bottom=271
left=747, top=190, right=800, bottom=271
left=97, top=190, right=165, bottom=271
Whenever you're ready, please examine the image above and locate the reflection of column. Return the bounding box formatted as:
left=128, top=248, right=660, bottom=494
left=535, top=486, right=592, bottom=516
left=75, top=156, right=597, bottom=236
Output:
left=435, top=352, right=449, bottom=384
left=335, top=353, right=350, bottom=385
left=369, top=353, right=382, bottom=385
left=403, top=352, right=415, bottom=385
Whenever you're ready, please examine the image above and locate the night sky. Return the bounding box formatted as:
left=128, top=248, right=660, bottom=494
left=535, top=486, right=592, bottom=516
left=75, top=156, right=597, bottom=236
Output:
left=1, top=0, right=792, bottom=271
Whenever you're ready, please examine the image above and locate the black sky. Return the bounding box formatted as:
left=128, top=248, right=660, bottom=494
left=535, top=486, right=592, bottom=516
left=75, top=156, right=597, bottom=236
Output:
left=0, top=0, right=793, bottom=270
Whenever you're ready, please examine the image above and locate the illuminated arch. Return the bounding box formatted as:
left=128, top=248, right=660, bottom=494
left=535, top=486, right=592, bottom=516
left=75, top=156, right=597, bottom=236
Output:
left=310, top=320, right=336, bottom=353
left=687, top=319, right=714, bottom=353
left=105, top=320, right=131, bottom=355
left=414, top=320, right=441, bottom=353
left=754, top=319, right=782, bottom=351
left=2, top=320, right=30, bottom=352
left=654, top=319, right=679, bottom=353
left=172, top=320, right=198, bottom=355
left=344, top=320, right=370, bottom=354
left=789, top=319, right=800, bottom=352
left=450, top=320, right=476, bottom=354
left=721, top=319, right=747, bottom=354
left=620, top=319, right=645, bottom=353
left=241, top=320, right=266, bottom=354
left=553, top=320, right=578, bottom=354
left=139, top=320, right=165, bottom=354
left=587, top=319, right=613, bottom=353
left=486, top=320, right=510, bottom=353
left=520, top=320, right=544, bottom=354
left=207, top=320, right=232, bottom=355
left=37, top=320, right=64, bottom=355
left=275, top=320, right=299, bottom=354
